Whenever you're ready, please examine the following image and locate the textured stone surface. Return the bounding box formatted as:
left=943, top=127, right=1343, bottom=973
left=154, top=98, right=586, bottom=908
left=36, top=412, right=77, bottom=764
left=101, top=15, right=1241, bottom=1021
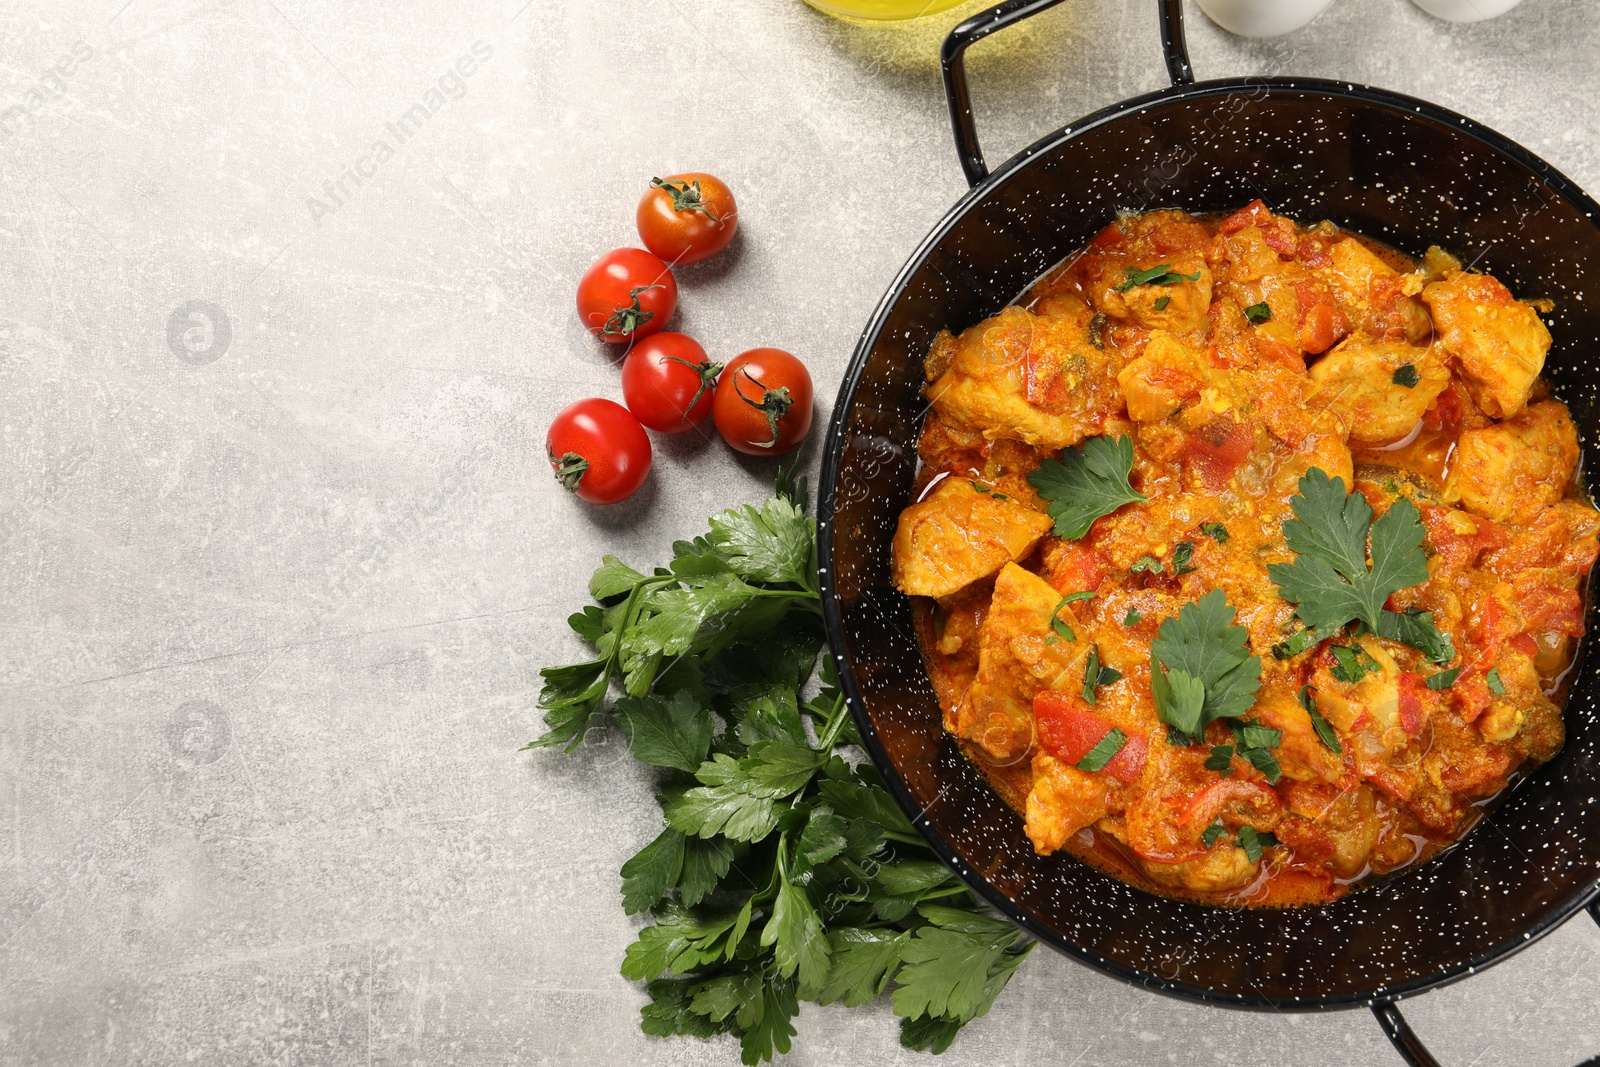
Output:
left=3, top=0, right=1599, bottom=1064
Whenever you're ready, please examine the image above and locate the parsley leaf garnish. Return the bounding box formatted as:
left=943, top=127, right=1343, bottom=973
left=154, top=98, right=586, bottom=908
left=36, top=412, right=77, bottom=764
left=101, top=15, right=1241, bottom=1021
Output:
left=1114, top=263, right=1201, bottom=291
left=1267, top=470, right=1445, bottom=659
left=1148, top=589, right=1262, bottom=741
left=1425, top=666, right=1462, bottom=690
left=1153, top=295, right=1171, bottom=311
left=1200, top=818, right=1227, bottom=848
left=1200, top=521, right=1229, bottom=544
left=1123, top=607, right=1143, bottom=626
left=1377, top=607, right=1456, bottom=665
left=1487, top=667, right=1506, bottom=696
left=1076, top=727, right=1128, bottom=771
left=1130, top=555, right=1163, bottom=574
left=1236, top=827, right=1278, bottom=863
left=1392, top=363, right=1421, bottom=388
left=1227, top=720, right=1283, bottom=784
left=1243, top=301, right=1272, bottom=325
left=1271, top=627, right=1320, bottom=660
left=1050, top=591, right=1092, bottom=641
left=1082, top=644, right=1123, bottom=704
left=1300, top=685, right=1341, bottom=754
left=1171, top=541, right=1197, bottom=576
left=1328, top=643, right=1380, bottom=683
left=1205, top=744, right=1235, bottom=775
left=1026, top=435, right=1147, bottom=540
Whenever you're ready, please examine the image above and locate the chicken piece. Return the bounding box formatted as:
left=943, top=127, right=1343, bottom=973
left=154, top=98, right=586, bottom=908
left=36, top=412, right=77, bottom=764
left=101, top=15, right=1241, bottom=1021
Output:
left=1322, top=238, right=1432, bottom=343
left=1252, top=687, right=1343, bottom=785
left=1024, top=752, right=1108, bottom=854
left=954, top=562, right=1082, bottom=762
left=1116, top=331, right=1211, bottom=422
left=892, top=477, right=1052, bottom=598
left=1142, top=845, right=1257, bottom=894
left=925, top=305, right=1121, bottom=450
left=1446, top=401, right=1580, bottom=524
left=1308, top=337, right=1449, bottom=445
left=1422, top=271, right=1551, bottom=418
left=1220, top=225, right=1284, bottom=284
left=1094, top=254, right=1214, bottom=336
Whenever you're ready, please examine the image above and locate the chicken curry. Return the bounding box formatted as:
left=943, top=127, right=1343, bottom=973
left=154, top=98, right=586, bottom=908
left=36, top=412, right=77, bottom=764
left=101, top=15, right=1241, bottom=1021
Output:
left=891, top=202, right=1596, bottom=906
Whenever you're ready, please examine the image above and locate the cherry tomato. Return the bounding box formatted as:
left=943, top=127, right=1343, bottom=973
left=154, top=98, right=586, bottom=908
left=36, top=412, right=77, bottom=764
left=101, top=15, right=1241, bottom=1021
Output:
left=712, top=348, right=813, bottom=456
left=546, top=398, right=652, bottom=504
left=620, top=333, right=722, bottom=433
left=636, top=173, right=738, bottom=266
left=576, top=248, right=678, bottom=344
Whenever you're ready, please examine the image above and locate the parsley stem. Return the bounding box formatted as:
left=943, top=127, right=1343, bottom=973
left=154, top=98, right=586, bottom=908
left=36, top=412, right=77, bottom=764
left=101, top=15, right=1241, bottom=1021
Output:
left=915, top=885, right=968, bottom=902
left=814, top=691, right=850, bottom=751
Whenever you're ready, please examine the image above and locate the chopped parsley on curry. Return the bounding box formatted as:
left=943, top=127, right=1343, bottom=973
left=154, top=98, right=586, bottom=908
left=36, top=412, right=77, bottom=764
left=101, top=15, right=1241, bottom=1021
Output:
left=892, top=202, right=1596, bottom=907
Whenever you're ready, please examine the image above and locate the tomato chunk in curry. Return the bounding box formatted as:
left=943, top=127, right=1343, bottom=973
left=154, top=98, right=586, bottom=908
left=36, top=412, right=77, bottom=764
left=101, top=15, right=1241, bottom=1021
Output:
left=892, top=202, right=1597, bottom=907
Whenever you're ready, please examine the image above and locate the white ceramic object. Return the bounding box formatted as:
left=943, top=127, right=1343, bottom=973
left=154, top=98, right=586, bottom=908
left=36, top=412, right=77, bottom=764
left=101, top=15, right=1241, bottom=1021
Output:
left=1195, top=0, right=1338, bottom=37
left=1409, top=0, right=1526, bottom=22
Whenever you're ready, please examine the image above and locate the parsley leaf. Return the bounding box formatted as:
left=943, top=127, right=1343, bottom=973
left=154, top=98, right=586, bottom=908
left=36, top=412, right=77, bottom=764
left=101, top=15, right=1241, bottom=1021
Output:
left=1228, top=720, right=1283, bottom=784
left=1244, top=301, right=1272, bottom=325
left=1026, top=435, right=1147, bottom=540
left=761, top=848, right=830, bottom=993
left=1237, top=827, right=1277, bottom=863
left=1377, top=607, right=1456, bottom=665
left=816, top=929, right=909, bottom=1008
left=1149, top=589, right=1263, bottom=739
left=1123, top=607, right=1143, bottom=626
left=1082, top=644, right=1121, bottom=704
left=1200, top=818, right=1228, bottom=848
left=1153, top=295, right=1171, bottom=311
left=1487, top=667, right=1506, bottom=696
left=1205, top=744, right=1236, bottom=774
left=1114, top=263, right=1202, bottom=291
left=1300, top=686, right=1342, bottom=754
left=707, top=496, right=815, bottom=588
left=1049, top=590, right=1094, bottom=643
left=1426, top=666, right=1462, bottom=690
left=891, top=906, right=1032, bottom=1026
left=640, top=978, right=736, bottom=1040
left=591, top=554, right=649, bottom=599
left=1271, top=627, right=1320, bottom=660
left=1328, top=643, right=1380, bottom=684
left=1267, top=469, right=1430, bottom=640
left=1171, top=541, right=1197, bottom=576
left=1392, top=363, right=1422, bottom=388
left=1130, top=555, right=1164, bottom=574
left=1150, top=661, right=1208, bottom=738
left=617, top=691, right=715, bottom=773
left=1200, top=521, right=1230, bottom=543
left=679, top=836, right=735, bottom=909
left=621, top=828, right=687, bottom=915
left=1076, top=727, right=1128, bottom=771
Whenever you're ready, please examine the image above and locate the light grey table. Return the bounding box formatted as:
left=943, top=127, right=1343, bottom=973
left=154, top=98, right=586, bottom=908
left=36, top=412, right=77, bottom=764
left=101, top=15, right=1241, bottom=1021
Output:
left=3, top=0, right=1598, bottom=1063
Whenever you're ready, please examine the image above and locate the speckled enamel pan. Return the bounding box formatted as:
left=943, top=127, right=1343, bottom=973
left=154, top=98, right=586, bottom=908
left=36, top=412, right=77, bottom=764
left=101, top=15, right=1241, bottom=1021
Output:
left=816, top=2, right=1600, bottom=1064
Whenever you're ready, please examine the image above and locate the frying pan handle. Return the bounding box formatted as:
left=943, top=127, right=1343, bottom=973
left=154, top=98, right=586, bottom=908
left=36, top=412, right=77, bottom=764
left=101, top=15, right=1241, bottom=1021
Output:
left=940, top=0, right=1195, bottom=187
left=1371, top=1002, right=1443, bottom=1067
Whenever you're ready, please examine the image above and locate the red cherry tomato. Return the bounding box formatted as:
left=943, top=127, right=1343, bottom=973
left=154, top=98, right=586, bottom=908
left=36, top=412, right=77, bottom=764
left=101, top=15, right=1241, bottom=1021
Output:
left=620, top=333, right=722, bottom=433
left=712, top=348, right=813, bottom=456
left=576, top=248, right=678, bottom=344
left=546, top=398, right=651, bottom=504
left=636, top=173, right=738, bottom=266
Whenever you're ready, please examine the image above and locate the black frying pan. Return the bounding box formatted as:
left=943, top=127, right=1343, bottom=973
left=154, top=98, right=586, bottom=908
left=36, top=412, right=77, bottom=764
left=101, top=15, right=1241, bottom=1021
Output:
left=816, top=3, right=1600, bottom=1064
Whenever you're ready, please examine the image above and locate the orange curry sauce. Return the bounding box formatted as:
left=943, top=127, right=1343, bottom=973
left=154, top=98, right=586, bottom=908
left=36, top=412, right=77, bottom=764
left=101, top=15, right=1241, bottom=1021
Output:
left=892, top=202, right=1597, bottom=907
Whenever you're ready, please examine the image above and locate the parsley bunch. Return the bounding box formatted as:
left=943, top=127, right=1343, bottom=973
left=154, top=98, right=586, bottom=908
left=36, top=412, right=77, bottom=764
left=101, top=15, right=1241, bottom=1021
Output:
left=529, top=475, right=1033, bottom=1063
